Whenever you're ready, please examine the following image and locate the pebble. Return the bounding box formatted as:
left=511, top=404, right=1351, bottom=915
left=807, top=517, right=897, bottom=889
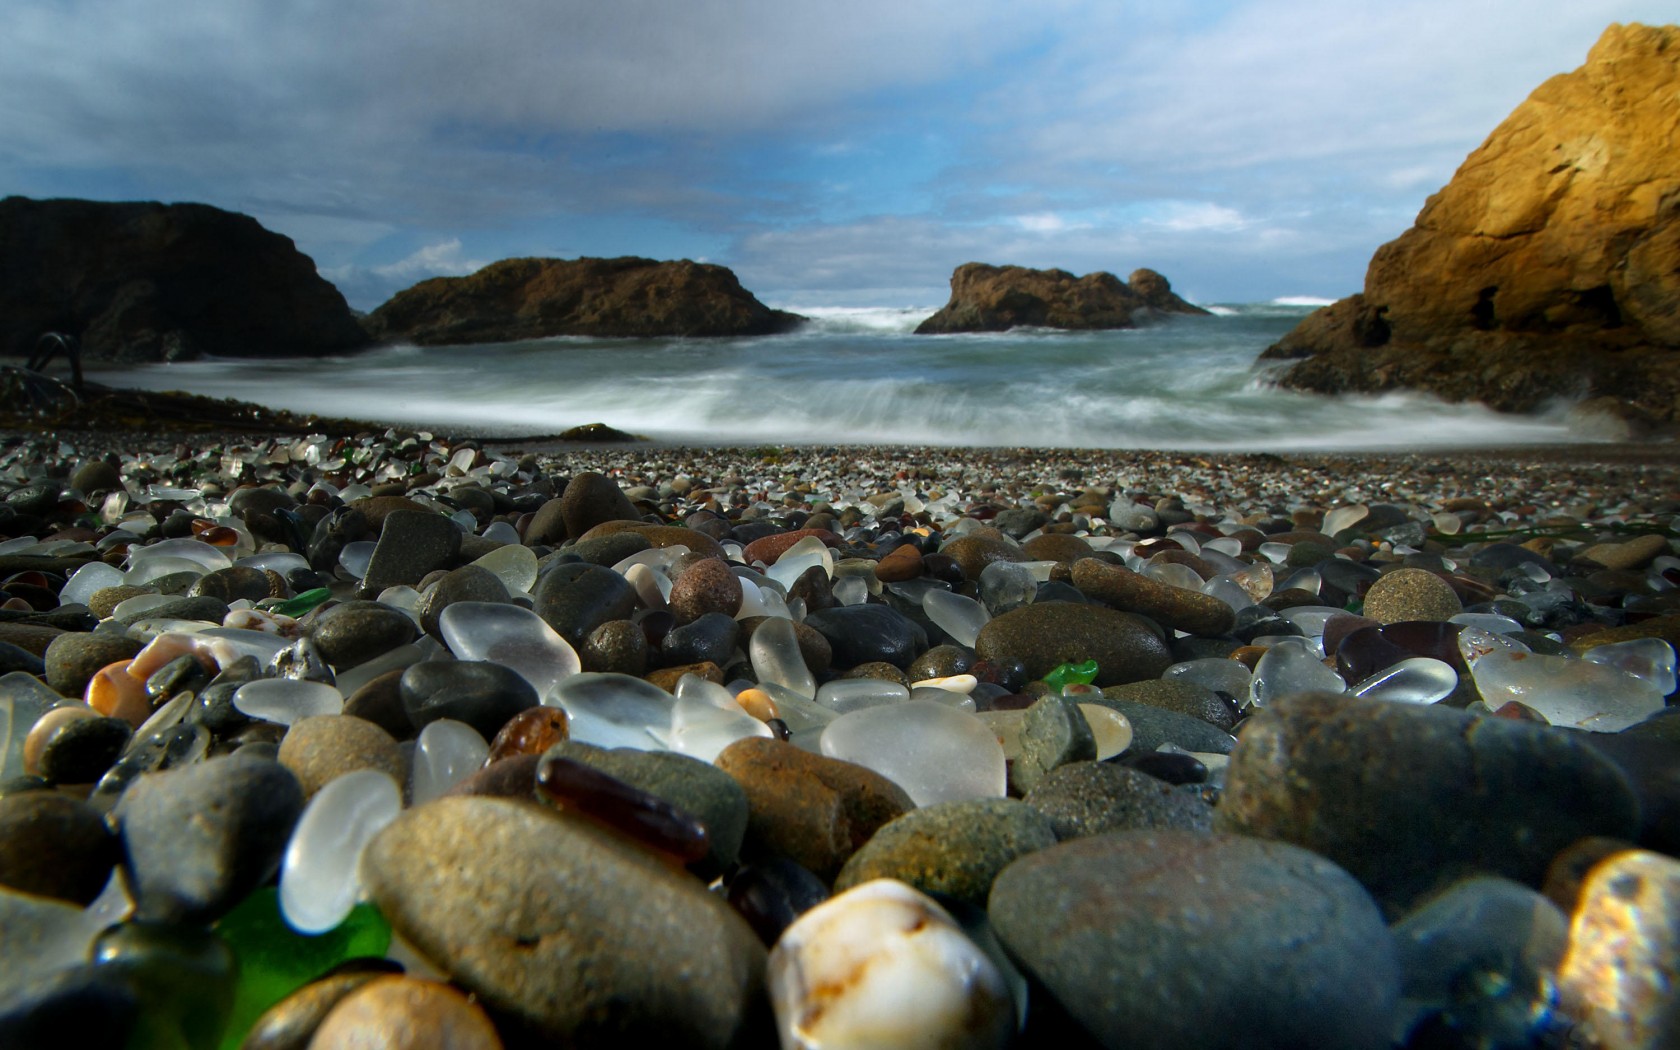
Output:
left=360, top=509, right=461, bottom=595
left=559, top=470, right=641, bottom=536
left=398, top=660, right=536, bottom=740
left=988, top=830, right=1400, bottom=1049
left=820, top=700, right=1006, bottom=806
left=0, top=791, right=118, bottom=904
left=276, top=714, right=407, bottom=799
left=1556, top=848, right=1680, bottom=1050
left=1022, top=760, right=1215, bottom=839
left=42, top=632, right=144, bottom=699
left=668, top=556, right=743, bottom=623
left=310, top=975, right=503, bottom=1050
left=833, top=798, right=1057, bottom=907
left=1100, top=677, right=1236, bottom=731
left=1010, top=693, right=1097, bottom=795
left=1071, top=556, right=1238, bottom=636
left=306, top=600, right=420, bottom=670
left=1361, top=566, right=1465, bottom=624
left=531, top=562, right=640, bottom=645
left=1084, top=696, right=1237, bottom=755
left=803, top=604, right=928, bottom=669
left=975, top=602, right=1171, bottom=686
left=362, top=795, right=766, bottom=1047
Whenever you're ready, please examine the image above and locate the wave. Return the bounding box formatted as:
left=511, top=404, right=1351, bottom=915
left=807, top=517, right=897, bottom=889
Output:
left=784, top=305, right=937, bottom=335
left=1270, top=295, right=1338, bottom=307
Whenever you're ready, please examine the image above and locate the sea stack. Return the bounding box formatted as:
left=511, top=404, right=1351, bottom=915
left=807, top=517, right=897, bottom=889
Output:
left=1260, top=23, right=1680, bottom=433
left=914, top=263, right=1208, bottom=334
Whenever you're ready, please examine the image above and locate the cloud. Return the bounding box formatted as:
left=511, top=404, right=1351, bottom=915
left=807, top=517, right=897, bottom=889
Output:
left=322, top=239, right=490, bottom=311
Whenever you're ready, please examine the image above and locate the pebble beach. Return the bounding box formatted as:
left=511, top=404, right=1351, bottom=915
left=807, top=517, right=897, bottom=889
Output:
left=2, top=421, right=1678, bottom=1050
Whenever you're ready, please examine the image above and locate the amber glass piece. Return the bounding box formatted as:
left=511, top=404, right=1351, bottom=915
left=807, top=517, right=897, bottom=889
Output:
left=535, top=756, right=710, bottom=866
left=486, top=706, right=570, bottom=763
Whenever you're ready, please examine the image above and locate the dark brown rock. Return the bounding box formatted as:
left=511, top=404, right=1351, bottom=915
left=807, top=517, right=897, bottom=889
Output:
left=362, top=256, right=802, bottom=344
left=915, top=262, right=1208, bottom=334
left=1071, top=557, right=1237, bottom=636
left=975, top=602, right=1171, bottom=687
left=668, top=558, right=743, bottom=625
left=0, top=197, right=368, bottom=363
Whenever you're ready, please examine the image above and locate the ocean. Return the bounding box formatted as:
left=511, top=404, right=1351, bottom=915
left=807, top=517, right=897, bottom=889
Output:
left=92, top=301, right=1592, bottom=450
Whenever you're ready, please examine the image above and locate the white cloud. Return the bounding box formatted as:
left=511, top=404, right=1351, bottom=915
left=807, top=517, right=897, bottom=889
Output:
left=322, top=239, right=492, bottom=310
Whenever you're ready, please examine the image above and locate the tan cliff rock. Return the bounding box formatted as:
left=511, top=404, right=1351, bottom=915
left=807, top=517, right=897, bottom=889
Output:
left=915, top=263, right=1208, bottom=334
left=1261, top=23, right=1680, bottom=432
left=363, top=256, right=802, bottom=345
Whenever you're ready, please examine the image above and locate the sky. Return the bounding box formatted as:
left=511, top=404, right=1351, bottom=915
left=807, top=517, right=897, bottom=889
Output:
left=2, top=1, right=1674, bottom=311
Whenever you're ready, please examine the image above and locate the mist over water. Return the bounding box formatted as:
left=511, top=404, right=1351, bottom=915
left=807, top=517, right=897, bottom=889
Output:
left=97, top=303, right=1590, bottom=450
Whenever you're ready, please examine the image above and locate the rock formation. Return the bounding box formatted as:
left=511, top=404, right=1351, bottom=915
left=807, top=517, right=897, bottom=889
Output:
left=1260, top=23, right=1680, bottom=431
left=914, top=264, right=1208, bottom=334
left=363, top=257, right=802, bottom=344
left=0, top=197, right=369, bottom=363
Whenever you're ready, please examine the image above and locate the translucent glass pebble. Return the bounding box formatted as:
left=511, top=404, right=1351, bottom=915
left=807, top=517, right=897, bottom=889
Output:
left=1581, top=638, right=1677, bottom=696
left=1322, top=504, right=1368, bottom=537
left=547, top=672, right=675, bottom=750
left=127, top=537, right=233, bottom=577
left=816, top=678, right=910, bottom=715
left=439, top=601, right=581, bottom=699
left=1278, top=604, right=1341, bottom=638
left=1458, top=626, right=1531, bottom=669
left=750, top=616, right=817, bottom=699
left=59, top=560, right=125, bottom=607
left=337, top=540, right=377, bottom=580
left=1450, top=612, right=1526, bottom=637
left=922, top=589, right=989, bottom=649
left=232, top=678, right=344, bottom=726
left=978, top=562, right=1036, bottom=614
left=1351, top=657, right=1458, bottom=705
left=410, top=719, right=491, bottom=805
left=1469, top=651, right=1665, bottom=732
left=1, top=675, right=59, bottom=779
left=667, top=678, right=773, bottom=762
left=481, top=520, right=522, bottom=545
left=820, top=700, right=1006, bottom=806
left=470, top=543, right=538, bottom=595
left=1250, top=639, right=1346, bottom=707
left=833, top=576, right=870, bottom=606
left=766, top=536, right=833, bottom=591
left=1202, top=574, right=1257, bottom=613
left=1143, top=560, right=1206, bottom=592
left=1165, top=658, right=1253, bottom=699
left=1078, top=703, right=1133, bottom=760
left=279, top=769, right=403, bottom=934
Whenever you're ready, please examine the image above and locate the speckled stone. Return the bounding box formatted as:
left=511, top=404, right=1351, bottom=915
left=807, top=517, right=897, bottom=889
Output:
left=1021, top=533, right=1095, bottom=564
left=1360, top=567, right=1463, bottom=624
left=0, top=791, right=118, bottom=905
left=668, top=558, right=743, bottom=624
left=988, top=830, right=1399, bottom=1050
left=1557, top=849, right=1680, bottom=1050
left=309, top=975, right=502, bottom=1050
left=186, top=566, right=278, bottom=604
left=416, top=564, right=511, bottom=638
left=833, top=797, right=1057, bottom=908
left=1022, top=761, right=1214, bottom=839
left=532, top=563, right=640, bottom=647
left=939, top=535, right=1028, bottom=581
left=1083, top=697, right=1237, bottom=755
left=1215, top=691, right=1641, bottom=917
left=361, top=795, right=766, bottom=1048
left=1011, top=694, right=1097, bottom=795
left=559, top=471, right=641, bottom=537
left=976, top=602, right=1171, bottom=687
left=561, top=531, right=652, bottom=566
left=42, top=633, right=145, bottom=699
left=361, top=509, right=463, bottom=596
left=1071, top=557, right=1237, bottom=637
left=307, top=600, right=421, bottom=670
left=1577, top=533, right=1671, bottom=571
left=1100, top=678, right=1236, bottom=731
left=715, top=736, right=915, bottom=881
left=276, top=715, right=407, bottom=799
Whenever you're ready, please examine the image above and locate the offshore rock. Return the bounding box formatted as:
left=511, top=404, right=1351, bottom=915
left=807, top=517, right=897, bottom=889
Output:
left=1260, top=24, right=1680, bottom=429
left=0, top=196, right=368, bottom=362
left=363, top=256, right=803, bottom=344
left=916, top=263, right=1208, bottom=333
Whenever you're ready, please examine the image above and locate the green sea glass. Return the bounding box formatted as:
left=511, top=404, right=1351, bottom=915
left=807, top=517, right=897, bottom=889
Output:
left=213, top=887, right=392, bottom=1050
left=1043, top=659, right=1099, bottom=693
left=92, top=920, right=237, bottom=1050
left=260, top=587, right=332, bottom=618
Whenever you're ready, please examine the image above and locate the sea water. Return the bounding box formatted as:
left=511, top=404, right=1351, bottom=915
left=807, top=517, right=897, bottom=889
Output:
left=93, top=301, right=1591, bottom=450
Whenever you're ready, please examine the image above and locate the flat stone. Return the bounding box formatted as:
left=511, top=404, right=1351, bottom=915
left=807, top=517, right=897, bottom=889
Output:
left=1100, top=677, right=1236, bottom=731
left=988, top=830, right=1399, bottom=1050
left=111, top=594, right=231, bottom=631
left=975, top=602, right=1170, bottom=687
left=341, top=669, right=414, bottom=740
left=1023, top=761, right=1215, bottom=839
left=1215, top=691, right=1641, bottom=916
left=1578, top=532, right=1671, bottom=571
left=834, top=797, right=1057, bottom=908
left=939, top=534, right=1028, bottom=581
left=715, top=736, right=914, bottom=881
left=802, top=604, right=928, bottom=670
left=307, top=600, right=420, bottom=670
left=42, top=633, right=145, bottom=699
left=1071, top=557, right=1237, bottom=636
left=277, top=715, right=407, bottom=800
left=1362, top=567, right=1464, bottom=624
left=239, top=970, right=389, bottom=1050
left=0, top=792, right=118, bottom=905
left=361, top=510, right=462, bottom=596
left=561, top=531, right=651, bottom=566
left=362, top=795, right=766, bottom=1048
left=1011, top=694, right=1097, bottom=795
left=116, top=754, right=305, bottom=925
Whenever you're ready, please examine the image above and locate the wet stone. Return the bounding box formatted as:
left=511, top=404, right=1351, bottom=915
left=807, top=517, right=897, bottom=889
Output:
left=833, top=797, right=1057, bottom=908
left=187, top=566, right=277, bottom=603
left=559, top=470, right=641, bottom=536
left=1071, top=557, right=1237, bottom=637
left=1024, top=761, right=1214, bottom=838
left=399, top=660, right=536, bottom=741
left=660, top=611, right=740, bottom=668
left=939, top=534, right=1029, bottom=581
left=43, top=632, right=145, bottom=699
left=360, top=509, right=462, bottom=596
left=975, top=602, right=1171, bottom=687
left=803, top=604, right=929, bottom=670
left=581, top=619, right=651, bottom=676
left=532, top=562, right=640, bottom=646
left=307, top=600, right=420, bottom=670
left=340, top=668, right=414, bottom=741
left=0, top=791, right=118, bottom=905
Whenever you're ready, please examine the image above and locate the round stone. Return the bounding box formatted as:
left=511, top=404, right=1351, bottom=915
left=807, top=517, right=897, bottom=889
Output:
left=1100, top=677, right=1236, bottom=731
left=399, top=660, right=537, bottom=741
left=668, top=558, right=743, bottom=625
left=532, top=562, right=640, bottom=646
left=1071, top=557, right=1237, bottom=636
left=310, top=975, right=501, bottom=1050
left=0, top=791, right=118, bottom=904
left=1362, top=567, right=1464, bottom=624
left=802, top=604, right=929, bottom=670
left=416, top=564, right=511, bottom=638
left=43, top=633, right=145, bottom=700
left=833, top=797, right=1057, bottom=908
left=307, top=600, right=421, bottom=670
left=36, top=714, right=132, bottom=785
left=975, top=602, right=1170, bottom=687
left=939, top=535, right=1028, bottom=581
left=277, top=715, right=407, bottom=799
left=559, top=471, right=640, bottom=537
left=1022, top=761, right=1214, bottom=839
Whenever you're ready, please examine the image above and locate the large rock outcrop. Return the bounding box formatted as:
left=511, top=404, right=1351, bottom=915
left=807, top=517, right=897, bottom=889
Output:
left=914, top=263, right=1208, bottom=334
left=1260, top=23, right=1680, bottom=430
left=363, top=257, right=802, bottom=344
left=0, top=197, right=369, bottom=363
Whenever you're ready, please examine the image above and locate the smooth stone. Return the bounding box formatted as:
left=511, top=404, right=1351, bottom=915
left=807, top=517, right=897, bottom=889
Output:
left=307, top=600, right=420, bottom=670
left=668, top=557, right=743, bottom=624
left=560, top=530, right=651, bottom=566
left=1083, top=697, right=1237, bottom=755
left=89, top=920, right=237, bottom=1050
left=340, top=669, right=415, bottom=740
left=543, top=740, right=749, bottom=875
left=360, top=510, right=462, bottom=596
left=523, top=496, right=571, bottom=547
left=399, top=660, right=536, bottom=741
left=661, top=610, right=740, bottom=667
left=276, top=715, right=406, bottom=800
left=580, top=619, right=650, bottom=676
left=1392, top=876, right=1567, bottom=1046
left=42, top=632, right=145, bottom=699
left=0, top=963, right=139, bottom=1049
left=277, top=768, right=403, bottom=935
left=1099, top=677, right=1235, bottom=731
left=833, top=798, right=1057, bottom=908
left=531, top=562, right=640, bottom=646
left=769, top=879, right=1013, bottom=1050
left=415, top=564, right=511, bottom=639
left=904, top=644, right=975, bottom=683
left=0, top=792, right=118, bottom=905
left=1557, top=849, right=1680, bottom=1050
left=1023, top=761, right=1213, bottom=839
left=873, top=543, right=923, bottom=583
left=35, top=713, right=132, bottom=785
left=111, top=594, right=232, bottom=630
left=988, top=830, right=1399, bottom=1050
left=0, top=639, right=45, bottom=678
left=740, top=528, right=840, bottom=568
left=559, top=471, right=641, bottom=536
left=1010, top=694, right=1097, bottom=795
left=821, top=701, right=1007, bottom=807
left=117, top=754, right=305, bottom=925
left=1578, top=533, right=1670, bottom=571
left=939, top=535, right=1028, bottom=582
left=309, top=975, right=502, bottom=1050
left=1215, top=691, right=1641, bottom=916
left=0, top=884, right=107, bottom=999
left=715, top=737, right=914, bottom=881
left=237, top=970, right=390, bottom=1050
left=803, top=604, right=929, bottom=670
left=975, top=603, right=1170, bottom=687
left=362, top=795, right=766, bottom=1048
left=438, top=601, right=581, bottom=700
left=1362, top=567, right=1464, bottom=624
left=1071, top=557, right=1238, bottom=636
left=187, top=566, right=276, bottom=603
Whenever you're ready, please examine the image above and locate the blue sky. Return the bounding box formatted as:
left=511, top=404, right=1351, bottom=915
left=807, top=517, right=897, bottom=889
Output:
left=2, top=1, right=1673, bottom=310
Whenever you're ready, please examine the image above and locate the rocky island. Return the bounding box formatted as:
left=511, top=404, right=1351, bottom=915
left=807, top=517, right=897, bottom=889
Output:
left=915, top=263, right=1208, bottom=334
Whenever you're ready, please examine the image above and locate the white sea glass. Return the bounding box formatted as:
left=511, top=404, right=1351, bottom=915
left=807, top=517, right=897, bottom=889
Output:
left=1450, top=612, right=1526, bottom=637
left=233, top=678, right=343, bottom=725
left=1228, top=560, right=1274, bottom=602
left=1470, top=651, right=1665, bottom=731
left=668, top=677, right=772, bottom=762
left=1277, top=605, right=1342, bottom=638
left=820, top=700, right=1006, bottom=806
left=750, top=616, right=816, bottom=699
left=816, top=679, right=910, bottom=715
left=1351, top=657, right=1458, bottom=705
left=279, top=769, right=403, bottom=934
left=439, top=601, right=581, bottom=699
left=1202, top=575, right=1257, bottom=613
left=766, top=536, right=834, bottom=591
left=546, top=672, right=674, bottom=749
left=0, top=677, right=59, bottom=780
left=1165, top=658, right=1254, bottom=698
left=977, top=561, right=1036, bottom=614
left=126, top=537, right=232, bottom=577
left=834, top=576, right=870, bottom=606
left=623, top=563, right=672, bottom=610
left=1457, top=626, right=1531, bottom=669
left=922, top=590, right=989, bottom=649
left=1322, top=504, right=1368, bottom=537
left=59, top=561, right=125, bottom=607
left=1144, top=561, right=1206, bottom=592
left=409, top=719, right=490, bottom=805
left=1581, top=638, right=1677, bottom=696
left=1249, top=638, right=1345, bottom=707
left=467, top=542, right=538, bottom=595
left=1078, top=703, right=1133, bottom=760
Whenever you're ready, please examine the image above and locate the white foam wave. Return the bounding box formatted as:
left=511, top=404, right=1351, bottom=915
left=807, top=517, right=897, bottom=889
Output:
left=1270, top=295, right=1338, bottom=307
left=786, top=306, right=937, bottom=335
